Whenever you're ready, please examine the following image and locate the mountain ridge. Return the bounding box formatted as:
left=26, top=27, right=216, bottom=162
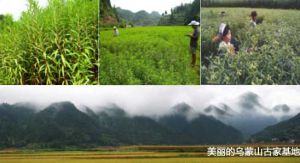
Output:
left=0, top=101, right=244, bottom=148
left=251, top=112, right=300, bottom=143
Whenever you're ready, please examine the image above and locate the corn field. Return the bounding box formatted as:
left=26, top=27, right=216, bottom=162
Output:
left=0, top=0, right=98, bottom=85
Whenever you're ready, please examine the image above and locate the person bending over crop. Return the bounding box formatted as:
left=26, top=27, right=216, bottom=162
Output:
left=113, top=26, right=119, bottom=37
left=212, top=23, right=240, bottom=56
left=186, top=20, right=200, bottom=67
left=250, top=11, right=258, bottom=28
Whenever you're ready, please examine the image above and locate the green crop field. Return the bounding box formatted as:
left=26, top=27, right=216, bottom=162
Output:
left=1, top=157, right=300, bottom=163
left=100, top=26, right=200, bottom=85
left=0, top=0, right=98, bottom=85
left=1, top=145, right=299, bottom=163
left=0, top=150, right=299, bottom=163
left=201, top=8, right=300, bottom=85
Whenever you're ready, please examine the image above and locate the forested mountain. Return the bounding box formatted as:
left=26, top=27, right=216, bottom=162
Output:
left=158, top=103, right=243, bottom=144
left=251, top=113, right=300, bottom=143
left=0, top=103, right=36, bottom=147
left=25, top=102, right=104, bottom=148
left=116, top=8, right=161, bottom=26
left=159, top=0, right=200, bottom=25
left=100, top=0, right=200, bottom=26
left=202, top=0, right=300, bottom=9
left=1, top=92, right=298, bottom=149
left=0, top=101, right=243, bottom=149
left=100, top=0, right=118, bottom=26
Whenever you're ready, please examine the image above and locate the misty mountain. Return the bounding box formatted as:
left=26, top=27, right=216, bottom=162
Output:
left=158, top=103, right=243, bottom=144
left=251, top=113, right=300, bottom=143
left=238, top=92, right=268, bottom=111
left=25, top=102, right=103, bottom=148
left=1, top=94, right=297, bottom=149
left=204, top=104, right=234, bottom=118
left=203, top=92, right=290, bottom=137
left=116, top=8, right=161, bottom=26
left=92, top=105, right=175, bottom=145
left=273, top=104, right=291, bottom=113
left=0, top=103, right=35, bottom=147
left=0, top=101, right=243, bottom=149
left=93, top=103, right=243, bottom=145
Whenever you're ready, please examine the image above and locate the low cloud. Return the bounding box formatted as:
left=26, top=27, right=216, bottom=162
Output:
left=0, top=86, right=299, bottom=117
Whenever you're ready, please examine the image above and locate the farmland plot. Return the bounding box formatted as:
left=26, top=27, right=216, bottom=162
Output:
left=100, top=26, right=200, bottom=85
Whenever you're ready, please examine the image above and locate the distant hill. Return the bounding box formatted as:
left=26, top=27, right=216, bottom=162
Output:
left=203, top=92, right=292, bottom=138
left=0, top=103, right=36, bottom=147
left=100, top=0, right=119, bottom=26
left=25, top=102, right=104, bottom=148
left=2, top=98, right=297, bottom=149
left=0, top=101, right=243, bottom=149
left=116, top=8, right=161, bottom=26
left=158, top=103, right=243, bottom=144
left=93, top=106, right=175, bottom=145
left=159, top=0, right=200, bottom=25
left=251, top=113, right=300, bottom=143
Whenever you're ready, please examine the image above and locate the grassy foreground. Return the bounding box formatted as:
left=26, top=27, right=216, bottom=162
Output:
left=1, top=157, right=300, bottom=163
left=100, top=26, right=200, bottom=85
left=1, top=145, right=299, bottom=163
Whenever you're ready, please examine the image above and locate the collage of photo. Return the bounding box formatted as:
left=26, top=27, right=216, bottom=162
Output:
left=0, top=0, right=299, bottom=163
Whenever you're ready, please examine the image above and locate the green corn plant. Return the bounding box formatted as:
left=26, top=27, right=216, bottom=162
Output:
left=0, top=0, right=98, bottom=85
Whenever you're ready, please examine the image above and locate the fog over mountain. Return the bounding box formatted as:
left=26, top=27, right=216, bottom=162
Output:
left=1, top=86, right=299, bottom=147
left=0, top=86, right=299, bottom=117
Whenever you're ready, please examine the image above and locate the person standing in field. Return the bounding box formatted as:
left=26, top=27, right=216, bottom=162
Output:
left=113, top=26, right=119, bottom=37
left=250, top=11, right=258, bottom=28
left=186, top=20, right=200, bottom=67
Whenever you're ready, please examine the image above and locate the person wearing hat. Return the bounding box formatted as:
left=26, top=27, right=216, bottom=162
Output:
left=213, top=23, right=239, bottom=56
left=113, top=26, right=119, bottom=37
left=186, top=20, right=200, bottom=67
left=250, top=11, right=258, bottom=28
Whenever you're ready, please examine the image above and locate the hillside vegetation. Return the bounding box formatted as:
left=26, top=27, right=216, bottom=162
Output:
left=252, top=113, right=300, bottom=143
left=100, top=0, right=119, bottom=26
left=116, top=8, right=161, bottom=26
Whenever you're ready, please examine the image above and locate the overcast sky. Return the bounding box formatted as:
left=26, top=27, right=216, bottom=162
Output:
left=111, top=0, right=194, bottom=14
left=0, top=0, right=48, bottom=20
left=0, top=86, right=299, bottom=116
left=0, top=0, right=195, bottom=20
